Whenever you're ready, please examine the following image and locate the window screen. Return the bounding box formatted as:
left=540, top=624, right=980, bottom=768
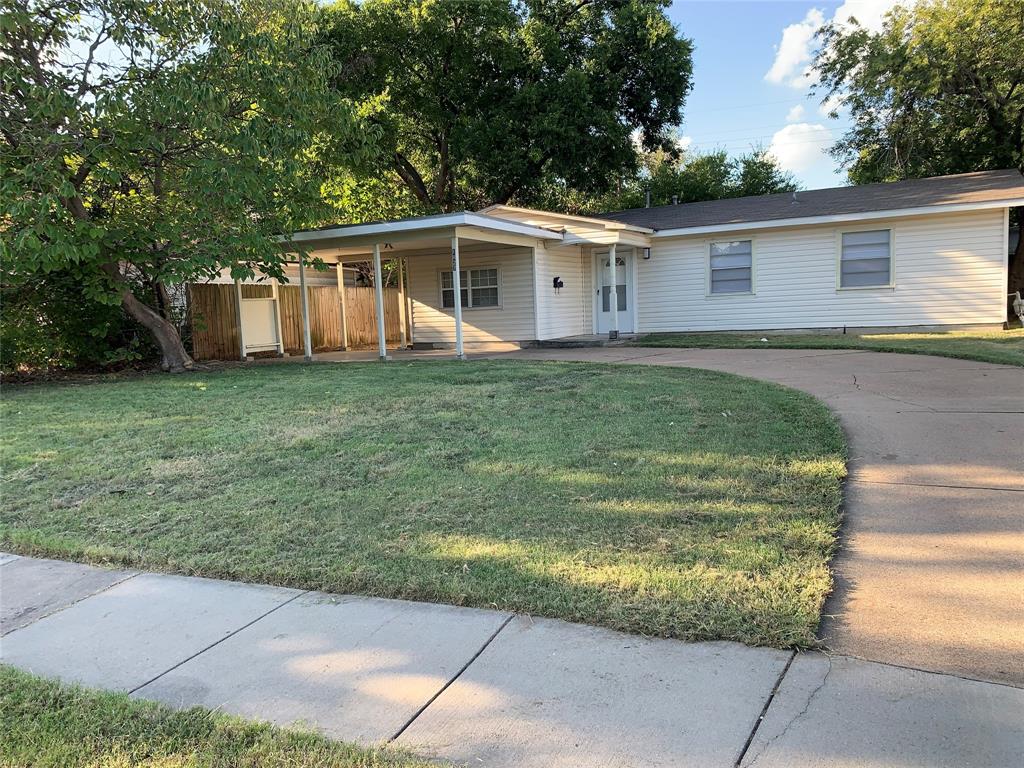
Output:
left=840, top=230, right=891, bottom=287
left=710, top=240, right=753, bottom=294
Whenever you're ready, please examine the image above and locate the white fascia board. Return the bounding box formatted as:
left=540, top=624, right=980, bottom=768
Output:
left=287, top=212, right=561, bottom=245
left=481, top=204, right=654, bottom=234
left=650, top=198, right=1024, bottom=238
left=462, top=213, right=564, bottom=240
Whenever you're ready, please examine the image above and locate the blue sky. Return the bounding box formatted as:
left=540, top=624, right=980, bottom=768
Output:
left=665, top=1, right=903, bottom=190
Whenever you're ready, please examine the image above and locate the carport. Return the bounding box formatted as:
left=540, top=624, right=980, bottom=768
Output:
left=282, top=211, right=564, bottom=361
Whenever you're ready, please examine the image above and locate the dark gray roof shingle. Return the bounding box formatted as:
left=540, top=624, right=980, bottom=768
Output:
left=595, top=169, right=1024, bottom=231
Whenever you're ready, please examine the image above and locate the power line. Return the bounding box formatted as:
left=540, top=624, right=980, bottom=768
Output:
left=692, top=94, right=817, bottom=112
left=685, top=135, right=834, bottom=152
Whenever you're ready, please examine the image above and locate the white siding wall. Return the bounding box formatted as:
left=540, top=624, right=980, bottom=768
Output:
left=535, top=245, right=588, bottom=339
left=637, top=209, right=1008, bottom=332
left=407, top=244, right=536, bottom=343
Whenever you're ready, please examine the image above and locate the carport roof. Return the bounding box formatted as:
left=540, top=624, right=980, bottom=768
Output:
left=287, top=211, right=563, bottom=245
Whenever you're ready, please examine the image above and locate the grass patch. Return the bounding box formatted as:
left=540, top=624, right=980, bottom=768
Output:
left=0, top=665, right=436, bottom=767
left=634, top=328, right=1024, bottom=367
left=0, top=360, right=845, bottom=647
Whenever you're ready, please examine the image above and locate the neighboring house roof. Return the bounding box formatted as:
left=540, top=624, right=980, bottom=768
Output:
left=595, top=169, right=1024, bottom=233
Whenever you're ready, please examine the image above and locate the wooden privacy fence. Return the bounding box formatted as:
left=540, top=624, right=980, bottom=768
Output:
left=342, top=286, right=402, bottom=347
left=189, top=284, right=404, bottom=360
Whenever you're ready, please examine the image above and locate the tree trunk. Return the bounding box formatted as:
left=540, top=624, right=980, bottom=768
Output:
left=119, top=285, right=195, bottom=372
left=99, top=262, right=194, bottom=372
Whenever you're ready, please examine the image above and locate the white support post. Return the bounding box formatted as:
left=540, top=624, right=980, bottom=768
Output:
left=608, top=243, right=619, bottom=340
left=451, top=235, right=466, bottom=359
left=336, top=261, right=349, bottom=351
left=272, top=279, right=285, bottom=357
left=233, top=279, right=247, bottom=360
left=372, top=243, right=388, bottom=360
left=404, top=258, right=415, bottom=346
left=298, top=253, right=313, bottom=361
left=396, top=257, right=408, bottom=348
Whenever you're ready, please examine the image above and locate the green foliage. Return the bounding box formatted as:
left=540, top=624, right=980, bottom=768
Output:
left=0, top=271, right=156, bottom=373
left=321, top=0, right=694, bottom=213
left=537, top=148, right=798, bottom=213
left=1, top=0, right=372, bottom=369
left=813, top=0, right=1024, bottom=183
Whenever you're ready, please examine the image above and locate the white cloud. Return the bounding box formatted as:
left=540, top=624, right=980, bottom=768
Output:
left=768, top=122, right=833, bottom=175
left=676, top=135, right=693, bottom=152
left=765, top=2, right=907, bottom=89
left=832, top=0, right=904, bottom=33
left=764, top=8, right=824, bottom=88
left=786, top=104, right=807, bottom=122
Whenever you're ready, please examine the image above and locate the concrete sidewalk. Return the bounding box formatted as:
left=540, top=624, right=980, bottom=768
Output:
left=3, top=554, right=1022, bottom=767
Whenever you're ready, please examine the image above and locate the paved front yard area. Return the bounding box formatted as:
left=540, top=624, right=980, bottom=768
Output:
left=0, top=361, right=844, bottom=647
left=636, top=328, right=1024, bottom=366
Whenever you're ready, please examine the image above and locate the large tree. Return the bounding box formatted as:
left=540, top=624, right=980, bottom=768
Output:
left=813, top=0, right=1024, bottom=291
left=322, top=0, right=693, bottom=213
left=540, top=147, right=798, bottom=213
left=1, top=0, right=368, bottom=371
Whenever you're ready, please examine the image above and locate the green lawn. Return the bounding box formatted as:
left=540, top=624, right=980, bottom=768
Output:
left=635, top=328, right=1024, bottom=366
left=1, top=360, right=845, bottom=647
left=0, top=666, right=436, bottom=768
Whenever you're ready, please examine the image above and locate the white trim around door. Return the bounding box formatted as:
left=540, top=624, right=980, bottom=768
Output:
left=593, top=246, right=635, bottom=334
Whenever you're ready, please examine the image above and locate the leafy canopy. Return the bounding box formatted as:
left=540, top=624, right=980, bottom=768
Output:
left=321, top=0, right=694, bottom=213
left=1, top=0, right=370, bottom=368
left=535, top=147, right=798, bottom=214
left=813, top=0, right=1024, bottom=183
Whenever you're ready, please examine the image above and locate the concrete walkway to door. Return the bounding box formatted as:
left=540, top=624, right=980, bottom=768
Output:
left=485, top=346, right=1024, bottom=687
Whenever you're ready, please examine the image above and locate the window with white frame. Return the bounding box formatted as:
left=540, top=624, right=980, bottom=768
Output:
left=840, top=229, right=892, bottom=288
left=709, top=240, right=753, bottom=294
left=441, top=267, right=499, bottom=309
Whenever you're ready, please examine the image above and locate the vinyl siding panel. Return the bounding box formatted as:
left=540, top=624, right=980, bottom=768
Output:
left=535, top=245, right=587, bottom=339
left=637, top=209, right=1008, bottom=331
left=407, top=244, right=536, bottom=343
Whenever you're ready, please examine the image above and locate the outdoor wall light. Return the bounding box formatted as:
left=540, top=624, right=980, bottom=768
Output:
left=553, top=276, right=564, bottom=294
left=641, top=247, right=651, bottom=260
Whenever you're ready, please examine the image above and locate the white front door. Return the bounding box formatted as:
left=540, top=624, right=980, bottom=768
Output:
left=594, top=248, right=634, bottom=334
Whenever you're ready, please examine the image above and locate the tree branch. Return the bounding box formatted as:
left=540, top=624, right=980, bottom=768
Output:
left=393, top=152, right=432, bottom=204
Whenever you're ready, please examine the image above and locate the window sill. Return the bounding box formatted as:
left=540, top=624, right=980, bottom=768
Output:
left=440, top=306, right=503, bottom=313
left=705, top=291, right=756, bottom=299
left=836, top=285, right=895, bottom=292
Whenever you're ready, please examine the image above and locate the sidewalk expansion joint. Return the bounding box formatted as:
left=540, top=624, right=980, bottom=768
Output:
left=733, top=650, right=796, bottom=768
left=127, top=590, right=308, bottom=695
left=822, top=651, right=1024, bottom=691
left=1, top=568, right=141, bottom=638
left=849, top=478, right=1024, bottom=494
left=742, top=653, right=833, bottom=768
left=389, top=611, right=515, bottom=743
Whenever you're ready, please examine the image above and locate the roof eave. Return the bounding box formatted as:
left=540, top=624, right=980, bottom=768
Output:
left=285, top=212, right=563, bottom=246
left=647, top=198, right=1024, bottom=238
left=481, top=203, right=654, bottom=234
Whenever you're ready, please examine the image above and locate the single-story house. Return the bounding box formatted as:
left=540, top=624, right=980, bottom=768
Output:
left=210, top=169, right=1024, bottom=360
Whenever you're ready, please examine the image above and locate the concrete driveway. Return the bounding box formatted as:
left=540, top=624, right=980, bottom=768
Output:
left=489, top=347, right=1024, bottom=687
